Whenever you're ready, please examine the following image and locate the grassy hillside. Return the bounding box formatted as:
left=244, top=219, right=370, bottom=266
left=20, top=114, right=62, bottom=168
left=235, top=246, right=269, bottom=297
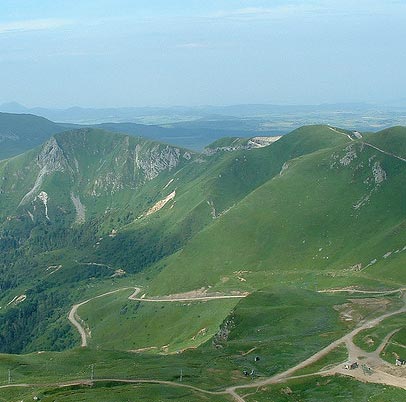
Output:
left=0, top=124, right=404, bottom=401
left=79, top=289, right=238, bottom=352
left=1, top=124, right=402, bottom=355
left=90, top=124, right=352, bottom=272
left=148, top=128, right=405, bottom=295
left=0, top=128, right=199, bottom=352
left=0, top=288, right=401, bottom=400
left=240, top=376, right=406, bottom=401
left=365, top=126, right=406, bottom=158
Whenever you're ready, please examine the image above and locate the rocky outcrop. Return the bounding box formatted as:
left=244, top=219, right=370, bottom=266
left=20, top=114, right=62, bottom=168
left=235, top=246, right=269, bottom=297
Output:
left=247, top=136, right=281, bottom=148
left=19, top=137, right=72, bottom=206
left=204, top=136, right=280, bottom=155
left=91, top=140, right=191, bottom=195
left=134, top=144, right=182, bottom=181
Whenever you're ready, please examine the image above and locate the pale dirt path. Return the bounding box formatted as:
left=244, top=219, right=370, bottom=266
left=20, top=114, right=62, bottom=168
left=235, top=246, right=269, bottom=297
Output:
left=328, top=326, right=406, bottom=390
left=69, top=287, right=247, bottom=347
left=327, top=126, right=406, bottom=163
left=319, top=287, right=405, bottom=295
left=0, top=379, right=233, bottom=399
left=43, top=289, right=406, bottom=401
left=76, top=261, right=115, bottom=269
left=129, top=293, right=248, bottom=303
left=226, top=290, right=406, bottom=399
left=333, top=367, right=406, bottom=390
left=363, top=142, right=406, bottom=163
left=327, top=126, right=354, bottom=141
left=68, top=287, right=140, bottom=347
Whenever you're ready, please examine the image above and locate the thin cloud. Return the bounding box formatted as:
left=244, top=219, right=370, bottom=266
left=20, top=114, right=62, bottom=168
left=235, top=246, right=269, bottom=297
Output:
left=0, top=19, right=73, bottom=34
left=211, top=1, right=406, bottom=21
left=212, top=4, right=318, bottom=20
left=175, top=43, right=209, bottom=49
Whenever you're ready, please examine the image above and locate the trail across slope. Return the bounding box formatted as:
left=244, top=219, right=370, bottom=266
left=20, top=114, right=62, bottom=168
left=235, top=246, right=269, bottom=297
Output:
left=226, top=289, right=406, bottom=399
left=318, top=287, right=405, bottom=295
left=68, top=287, right=140, bottom=347
left=363, top=141, right=406, bottom=163
left=69, top=287, right=247, bottom=347
left=128, top=289, right=249, bottom=302
left=327, top=126, right=406, bottom=163
left=327, top=331, right=405, bottom=390
left=0, top=378, right=230, bottom=397
left=6, top=289, right=406, bottom=401
left=327, top=126, right=354, bottom=141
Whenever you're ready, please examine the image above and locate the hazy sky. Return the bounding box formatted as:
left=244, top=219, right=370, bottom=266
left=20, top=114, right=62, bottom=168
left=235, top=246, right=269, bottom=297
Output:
left=1, top=0, right=405, bottom=107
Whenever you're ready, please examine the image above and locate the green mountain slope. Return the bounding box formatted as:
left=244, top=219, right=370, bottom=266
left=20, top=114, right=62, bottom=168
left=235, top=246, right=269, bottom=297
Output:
left=0, top=125, right=353, bottom=353
left=365, top=126, right=406, bottom=158
left=90, top=124, right=351, bottom=272
left=0, top=125, right=405, bottom=401
left=147, top=127, right=405, bottom=295
left=0, top=124, right=404, bottom=359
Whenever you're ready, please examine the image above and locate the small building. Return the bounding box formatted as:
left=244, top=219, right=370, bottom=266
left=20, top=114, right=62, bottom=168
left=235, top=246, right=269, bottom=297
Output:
left=395, top=358, right=406, bottom=366
left=344, top=362, right=358, bottom=370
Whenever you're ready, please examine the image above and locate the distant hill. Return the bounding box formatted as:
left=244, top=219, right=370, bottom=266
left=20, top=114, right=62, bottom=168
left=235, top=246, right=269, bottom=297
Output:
left=3, top=101, right=406, bottom=131
left=0, top=112, right=281, bottom=159
left=93, top=121, right=279, bottom=151
left=0, top=112, right=69, bottom=159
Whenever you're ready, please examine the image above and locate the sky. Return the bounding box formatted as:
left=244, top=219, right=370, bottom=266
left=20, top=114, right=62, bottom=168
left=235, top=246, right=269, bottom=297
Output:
left=1, top=0, right=406, bottom=108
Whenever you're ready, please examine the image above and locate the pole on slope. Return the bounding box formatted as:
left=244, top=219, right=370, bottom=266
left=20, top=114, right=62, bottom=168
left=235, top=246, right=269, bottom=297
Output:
left=90, top=364, right=94, bottom=381
left=180, top=368, right=183, bottom=382
left=8, top=369, right=11, bottom=384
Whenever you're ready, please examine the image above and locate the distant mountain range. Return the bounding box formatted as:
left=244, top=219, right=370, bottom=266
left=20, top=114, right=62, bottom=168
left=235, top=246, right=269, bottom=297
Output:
left=0, top=112, right=281, bottom=159
left=1, top=101, right=383, bottom=123
left=1, top=101, right=405, bottom=145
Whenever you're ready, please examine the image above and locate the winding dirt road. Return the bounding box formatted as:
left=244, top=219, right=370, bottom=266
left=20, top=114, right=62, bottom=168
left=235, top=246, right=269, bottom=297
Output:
left=26, top=288, right=405, bottom=400
left=0, top=378, right=232, bottom=399
left=68, top=287, right=247, bottom=347
left=226, top=289, right=406, bottom=400
left=68, top=287, right=140, bottom=347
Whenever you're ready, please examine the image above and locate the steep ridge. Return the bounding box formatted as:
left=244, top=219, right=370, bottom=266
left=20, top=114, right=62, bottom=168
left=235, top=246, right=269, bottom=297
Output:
left=89, top=124, right=352, bottom=271
left=0, top=128, right=193, bottom=220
